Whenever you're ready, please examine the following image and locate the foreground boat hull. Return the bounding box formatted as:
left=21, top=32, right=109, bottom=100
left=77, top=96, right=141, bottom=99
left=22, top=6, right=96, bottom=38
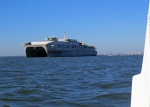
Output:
left=131, top=1, right=150, bottom=107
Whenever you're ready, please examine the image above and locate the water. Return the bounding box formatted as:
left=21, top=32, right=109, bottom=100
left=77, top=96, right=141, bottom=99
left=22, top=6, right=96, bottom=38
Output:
left=0, top=55, right=142, bottom=107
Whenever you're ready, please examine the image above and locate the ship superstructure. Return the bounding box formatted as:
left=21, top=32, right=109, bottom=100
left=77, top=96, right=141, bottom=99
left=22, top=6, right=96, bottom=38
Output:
left=23, top=36, right=97, bottom=57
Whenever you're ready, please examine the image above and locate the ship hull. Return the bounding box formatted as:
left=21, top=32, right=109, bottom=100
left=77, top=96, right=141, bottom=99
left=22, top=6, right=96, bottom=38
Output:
left=25, top=47, right=48, bottom=57
left=47, top=50, right=97, bottom=57
left=25, top=46, right=97, bottom=57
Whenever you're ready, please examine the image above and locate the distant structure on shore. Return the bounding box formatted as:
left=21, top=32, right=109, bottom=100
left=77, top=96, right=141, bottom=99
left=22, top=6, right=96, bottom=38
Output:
left=98, top=52, right=143, bottom=56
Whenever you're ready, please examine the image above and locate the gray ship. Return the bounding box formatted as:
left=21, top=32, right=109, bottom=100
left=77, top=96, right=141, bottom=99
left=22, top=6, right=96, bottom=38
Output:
left=23, top=36, right=97, bottom=57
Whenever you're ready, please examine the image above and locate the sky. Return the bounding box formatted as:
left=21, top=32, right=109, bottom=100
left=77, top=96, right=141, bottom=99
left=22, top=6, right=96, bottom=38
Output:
left=0, top=0, right=149, bottom=56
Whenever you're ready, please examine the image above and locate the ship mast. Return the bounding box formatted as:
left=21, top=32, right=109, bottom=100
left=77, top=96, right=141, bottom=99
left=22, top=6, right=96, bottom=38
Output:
left=64, top=32, right=66, bottom=40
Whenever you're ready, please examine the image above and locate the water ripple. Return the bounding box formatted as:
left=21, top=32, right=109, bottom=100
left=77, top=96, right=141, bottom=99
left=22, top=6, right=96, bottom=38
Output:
left=0, top=56, right=142, bottom=107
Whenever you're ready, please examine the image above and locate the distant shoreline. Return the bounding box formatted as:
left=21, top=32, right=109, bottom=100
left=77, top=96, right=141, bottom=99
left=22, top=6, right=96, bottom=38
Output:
left=0, top=54, right=143, bottom=57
